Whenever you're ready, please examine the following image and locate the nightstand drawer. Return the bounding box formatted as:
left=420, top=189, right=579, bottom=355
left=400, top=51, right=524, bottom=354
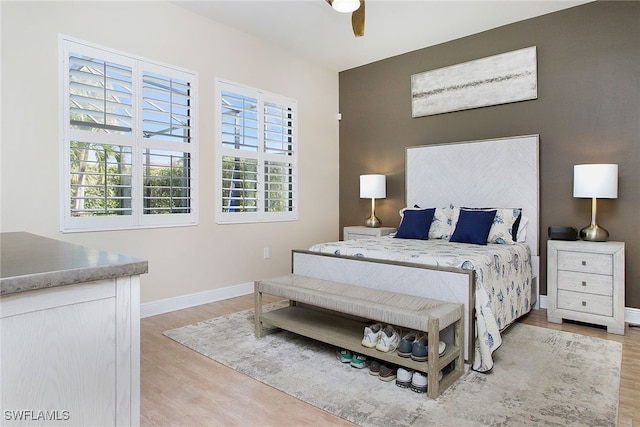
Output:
left=557, top=271, right=613, bottom=296
left=557, top=289, right=612, bottom=317
left=557, top=251, right=612, bottom=275
left=343, top=226, right=396, bottom=241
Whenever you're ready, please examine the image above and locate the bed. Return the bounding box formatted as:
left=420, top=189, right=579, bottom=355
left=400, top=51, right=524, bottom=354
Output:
left=292, top=135, right=540, bottom=372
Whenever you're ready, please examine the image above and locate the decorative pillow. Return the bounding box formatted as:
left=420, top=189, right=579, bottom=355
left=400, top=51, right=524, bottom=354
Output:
left=489, top=208, right=522, bottom=244
left=516, top=216, right=529, bottom=243
left=398, top=204, right=423, bottom=218
left=511, top=213, right=522, bottom=242
left=450, top=209, right=497, bottom=245
left=460, top=207, right=522, bottom=244
left=395, top=208, right=435, bottom=240
left=429, top=205, right=459, bottom=240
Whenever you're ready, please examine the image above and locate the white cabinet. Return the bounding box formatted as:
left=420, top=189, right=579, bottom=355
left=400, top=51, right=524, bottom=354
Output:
left=343, top=226, right=396, bottom=240
left=547, top=240, right=625, bottom=335
left=1, top=277, right=140, bottom=426
left=0, top=233, right=145, bottom=427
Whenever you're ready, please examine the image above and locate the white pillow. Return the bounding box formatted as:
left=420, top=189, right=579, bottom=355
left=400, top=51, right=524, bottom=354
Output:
left=489, top=208, right=522, bottom=244
left=429, top=205, right=458, bottom=240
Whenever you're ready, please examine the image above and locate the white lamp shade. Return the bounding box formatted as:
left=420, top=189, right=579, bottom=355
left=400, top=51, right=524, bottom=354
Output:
left=360, top=174, right=386, bottom=199
left=573, top=164, right=618, bottom=198
left=332, top=0, right=360, bottom=13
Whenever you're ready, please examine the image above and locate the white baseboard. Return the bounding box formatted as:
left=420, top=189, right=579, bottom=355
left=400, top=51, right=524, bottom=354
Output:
left=537, top=295, right=640, bottom=326
left=538, top=294, right=549, bottom=310
left=140, top=282, right=253, bottom=318
left=624, top=306, right=640, bottom=326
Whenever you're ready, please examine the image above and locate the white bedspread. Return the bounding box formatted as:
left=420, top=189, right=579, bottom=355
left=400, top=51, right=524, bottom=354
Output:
left=308, top=236, right=533, bottom=372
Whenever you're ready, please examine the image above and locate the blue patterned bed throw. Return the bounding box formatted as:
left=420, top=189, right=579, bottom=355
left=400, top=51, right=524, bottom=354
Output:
left=308, top=236, right=533, bottom=372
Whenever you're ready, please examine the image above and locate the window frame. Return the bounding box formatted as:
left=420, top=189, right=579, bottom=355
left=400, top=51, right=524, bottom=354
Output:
left=59, top=35, right=198, bottom=232
left=215, top=79, right=298, bottom=224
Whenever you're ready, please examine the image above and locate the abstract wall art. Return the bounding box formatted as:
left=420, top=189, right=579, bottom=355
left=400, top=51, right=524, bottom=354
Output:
left=411, top=46, right=537, bottom=117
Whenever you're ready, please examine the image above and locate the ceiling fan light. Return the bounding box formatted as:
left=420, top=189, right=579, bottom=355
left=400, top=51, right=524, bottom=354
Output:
left=332, top=0, right=360, bottom=13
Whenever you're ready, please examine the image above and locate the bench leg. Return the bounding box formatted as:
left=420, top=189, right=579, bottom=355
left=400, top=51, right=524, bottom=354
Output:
left=427, top=317, right=440, bottom=399
left=454, top=316, right=464, bottom=375
left=254, top=282, right=265, bottom=338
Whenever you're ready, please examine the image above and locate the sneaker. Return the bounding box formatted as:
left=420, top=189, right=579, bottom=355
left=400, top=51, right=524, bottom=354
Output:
left=397, top=332, right=419, bottom=357
left=350, top=353, right=368, bottom=369
left=438, top=341, right=446, bottom=357
left=369, top=359, right=381, bottom=376
left=410, top=370, right=444, bottom=393
left=375, top=325, right=402, bottom=352
left=336, top=348, right=352, bottom=363
left=411, top=337, right=447, bottom=362
left=378, top=364, right=397, bottom=382
left=410, top=371, right=428, bottom=393
left=396, top=367, right=413, bottom=388
left=361, top=323, right=384, bottom=348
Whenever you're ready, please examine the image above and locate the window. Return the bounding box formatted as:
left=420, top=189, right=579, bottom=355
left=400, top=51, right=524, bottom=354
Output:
left=216, top=80, right=297, bottom=223
left=60, top=36, right=198, bottom=231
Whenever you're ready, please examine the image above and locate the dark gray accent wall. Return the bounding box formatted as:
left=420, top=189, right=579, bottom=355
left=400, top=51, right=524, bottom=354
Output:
left=338, top=1, right=639, bottom=308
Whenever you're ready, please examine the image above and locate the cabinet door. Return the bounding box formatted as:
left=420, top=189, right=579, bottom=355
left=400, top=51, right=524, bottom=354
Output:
left=1, top=286, right=117, bottom=426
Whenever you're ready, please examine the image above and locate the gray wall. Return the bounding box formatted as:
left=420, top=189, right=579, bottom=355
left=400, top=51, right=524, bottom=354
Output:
left=338, top=1, right=640, bottom=308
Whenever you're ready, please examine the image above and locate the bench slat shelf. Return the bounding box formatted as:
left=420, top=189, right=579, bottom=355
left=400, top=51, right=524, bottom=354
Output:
left=260, top=305, right=462, bottom=374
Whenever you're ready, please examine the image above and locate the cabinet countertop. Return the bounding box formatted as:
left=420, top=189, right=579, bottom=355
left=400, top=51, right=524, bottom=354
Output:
left=1, top=232, right=148, bottom=296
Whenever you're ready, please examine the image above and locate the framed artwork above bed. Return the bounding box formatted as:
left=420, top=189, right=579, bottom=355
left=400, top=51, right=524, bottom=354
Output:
left=410, top=46, right=538, bottom=117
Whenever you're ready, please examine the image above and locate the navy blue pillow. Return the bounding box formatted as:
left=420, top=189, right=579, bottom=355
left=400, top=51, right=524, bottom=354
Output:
left=394, top=208, right=435, bottom=240
left=450, top=209, right=497, bottom=245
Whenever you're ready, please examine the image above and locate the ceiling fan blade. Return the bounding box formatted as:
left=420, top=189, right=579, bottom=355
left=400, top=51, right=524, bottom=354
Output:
left=351, top=0, right=365, bottom=37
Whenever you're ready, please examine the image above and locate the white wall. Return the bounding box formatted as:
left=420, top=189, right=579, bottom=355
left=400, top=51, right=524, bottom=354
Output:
left=0, top=1, right=340, bottom=304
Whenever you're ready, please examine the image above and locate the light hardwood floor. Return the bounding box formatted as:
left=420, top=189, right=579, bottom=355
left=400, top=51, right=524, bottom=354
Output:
left=141, top=295, right=639, bottom=426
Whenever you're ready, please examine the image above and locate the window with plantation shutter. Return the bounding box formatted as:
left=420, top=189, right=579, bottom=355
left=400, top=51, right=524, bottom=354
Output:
left=216, top=80, right=297, bottom=223
left=60, top=36, right=198, bottom=232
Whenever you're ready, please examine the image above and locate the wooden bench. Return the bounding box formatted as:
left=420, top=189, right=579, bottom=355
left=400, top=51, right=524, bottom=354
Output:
left=254, top=274, right=464, bottom=399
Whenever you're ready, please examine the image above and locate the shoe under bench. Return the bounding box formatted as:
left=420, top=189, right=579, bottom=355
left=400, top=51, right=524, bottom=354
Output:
left=254, top=274, right=464, bottom=399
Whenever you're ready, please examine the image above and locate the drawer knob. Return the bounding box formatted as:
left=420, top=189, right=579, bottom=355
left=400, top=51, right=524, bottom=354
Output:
left=582, top=281, right=587, bottom=286
left=581, top=260, right=587, bottom=266
left=582, top=301, right=587, bottom=306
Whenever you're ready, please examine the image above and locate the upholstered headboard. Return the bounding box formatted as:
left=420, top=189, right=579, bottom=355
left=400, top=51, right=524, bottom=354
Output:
left=405, top=134, right=540, bottom=257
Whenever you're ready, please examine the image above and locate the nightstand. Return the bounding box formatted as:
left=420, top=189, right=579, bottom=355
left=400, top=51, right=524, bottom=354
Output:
left=547, top=240, right=625, bottom=335
left=343, top=226, right=396, bottom=240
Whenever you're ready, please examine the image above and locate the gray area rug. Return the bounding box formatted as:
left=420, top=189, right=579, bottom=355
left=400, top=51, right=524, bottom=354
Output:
left=164, top=304, right=621, bottom=426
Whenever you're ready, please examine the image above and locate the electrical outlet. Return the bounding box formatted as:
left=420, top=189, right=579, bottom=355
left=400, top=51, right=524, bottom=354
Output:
left=263, top=247, right=270, bottom=259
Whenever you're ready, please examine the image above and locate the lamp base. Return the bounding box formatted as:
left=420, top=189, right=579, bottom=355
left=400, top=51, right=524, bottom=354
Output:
left=580, top=224, right=609, bottom=242
left=365, top=215, right=381, bottom=228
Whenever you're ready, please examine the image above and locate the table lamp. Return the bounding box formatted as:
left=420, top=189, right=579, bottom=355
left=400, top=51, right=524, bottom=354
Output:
left=360, top=174, right=386, bottom=228
left=573, top=164, right=618, bottom=241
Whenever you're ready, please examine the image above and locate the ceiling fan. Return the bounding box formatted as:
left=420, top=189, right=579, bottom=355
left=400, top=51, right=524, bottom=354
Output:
left=326, top=0, right=365, bottom=37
